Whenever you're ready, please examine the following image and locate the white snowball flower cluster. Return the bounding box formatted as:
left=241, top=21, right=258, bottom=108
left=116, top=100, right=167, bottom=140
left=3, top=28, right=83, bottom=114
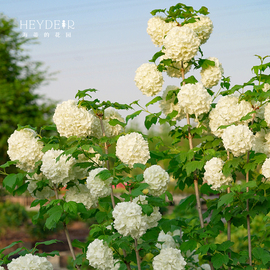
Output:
left=201, top=264, right=211, bottom=270
left=86, top=168, right=113, bottom=199
left=112, top=201, right=148, bottom=239
left=203, top=157, right=233, bottom=190
left=147, top=16, right=177, bottom=47
left=185, top=15, right=213, bottom=44
left=160, top=55, right=190, bottom=78
left=177, top=82, right=212, bottom=117
left=53, top=100, right=97, bottom=138
left=221, top=125, right=254, bottom=157
left=116, top=132, right=150, bottom=167
left=40, top=149, right=76, bottom=186
left=264, top=103, right=270, bottom=127
left=163, top=26, right=200, bottom=62
left=159, top=86, right=185, bottom=121
left=65, top=184, right=98, bottom=209
left=153, top=247, right=187, bottom=270
left=7, top=128, right=44, bottom=172
left=86, top=239, right=119, bottom=270
left=7, top=254, right=53, bottom=270
left=200, top=57, right=224, bottom=88
left=0, top=267, right=4, bottom=270
left=262, top=158, right=270, bottom=180
left=133, top=195, right=162, bottom=229
left=26, top=173, right=54, bottom=199
left=263, top=83, right=270, bottom=92
left=209, top=95, right=253, bottom=137
left=252, top=130, right=270, bottom=156
left=143, top=165, right=170, bottom=196
left=156, top=230, right=181, bottom=249
left=103, top=107, right=125, bottom=137
left=134, top=63, right=164, bottom=97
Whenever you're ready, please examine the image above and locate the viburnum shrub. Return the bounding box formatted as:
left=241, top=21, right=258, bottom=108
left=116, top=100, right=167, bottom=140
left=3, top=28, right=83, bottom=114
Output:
left=1, top=3, right=270, bottom=270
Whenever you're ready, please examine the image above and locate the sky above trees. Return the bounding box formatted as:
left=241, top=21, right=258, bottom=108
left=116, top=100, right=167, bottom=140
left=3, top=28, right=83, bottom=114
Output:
left=1, top=0, right=270, bottom=112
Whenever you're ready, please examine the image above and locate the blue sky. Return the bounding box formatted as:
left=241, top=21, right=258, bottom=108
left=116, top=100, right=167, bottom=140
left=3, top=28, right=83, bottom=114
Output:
left=1, top=0, right=270, bottom=122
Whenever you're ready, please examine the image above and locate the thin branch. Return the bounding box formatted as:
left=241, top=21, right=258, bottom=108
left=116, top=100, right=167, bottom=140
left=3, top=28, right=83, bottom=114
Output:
left=134, top=238, right=141, bottom=270
left=54, top=186, right=81, bottom=270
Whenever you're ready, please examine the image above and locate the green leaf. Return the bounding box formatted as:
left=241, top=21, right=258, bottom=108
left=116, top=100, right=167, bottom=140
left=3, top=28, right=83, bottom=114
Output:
left=166, top=190, right=173, bottom=201
left=182, top=75, right=198, bottom=85
left=108, top=119, right=126, bottom=127
left=145, top=96, right=162, bottom=107
left=95, top=211, right=107, bottom=224
left=217, top=241, right=234, bottom=251
left=180, top=240, right=197, bottom=253
left=45, top=205, right=63, bottom=229
left=97, top=169, right=112, bottom=180
left=150, top=8, right=166, bottom=16
left=131, top=183, right=149, bottom=197
left=253, top=247, right=270, bottom=264
left=34, top=239, right=61, bottom=248
left=218, top=193, right=234, bottom=208
left=211, top=253, right=229, bottom=268
left=133, top=163, right=146, bottom=170
left=145, top=113, right=161, bottom=130
left=149, top=51, right=165, bottom=63
left=31, top=199, right=48, bottom=208
left=141, top=204, right=153, bottom=216
left=42, top=144, right=59, bottom=152
left=75, top=88, right=97, bottom=99
left=0, top=160, right=18, bottom=169
left=64, top=201, right=78, bottom=215
left=3, top=174, right=18, bottom=192
left=178, top=194, right=196, bottom=209
left=184, top=161, right=204, bottom=175
left=126, top=110, right=143, bottom=123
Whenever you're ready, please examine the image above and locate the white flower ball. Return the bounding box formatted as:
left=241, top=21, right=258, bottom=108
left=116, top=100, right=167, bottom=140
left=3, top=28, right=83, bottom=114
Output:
left=112, top=201, right=147, bottom=239
left=0, top=267, right=4, bottom=270
left=156, top=230, right=179, bottom=249
left=116, top=132, right=150, bottom=167
left=40, top=149, right=76, bottom=186
left=103, top=107, right=125, bottom=137
left=133, top=195, right=162, bottom=229
left=263, top=83, right=270, bottom=92
left=147, top=17, right=177, bottom=47
left=264, top=103, right=270, bottom=127
left=163, top=26, right=200, bottom=62
left=177, top=82, right=212, bottom=117
left=159, top=86, right=185, bottom=121
left=65, top=184, right=98, bottom=209
left=134, top=63, right=164, bottom=97
left=143, top=165, right=170, bottom=196
left=200, top=57, right=224, bottom=88
left=209, top=95, right=253, bottom=137
left=262, top=158, right=270, bottom=179
left=252, top=130, right=270, bottom=156
left=7, top=128, right=44, bottom=172
left=221, top=125, right=254, bottom=157
left=86, top=239, right=116, bottom=270
left=53, top=100, right=97, bottom=138
left=153, top=247, right=187, bottom=270
left=203, top=157, right=233, bottom=190
left=26, top=173, right=54, bottom=199
left=7, top=254, right=53, bottom=270
left=86, top=168, right=113, bottom=199
left=185, top=15, right=213, bottom=44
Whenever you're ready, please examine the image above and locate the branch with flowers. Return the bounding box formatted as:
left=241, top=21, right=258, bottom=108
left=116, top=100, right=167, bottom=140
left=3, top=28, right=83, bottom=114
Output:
left=1, top=2, right=270, bottom=270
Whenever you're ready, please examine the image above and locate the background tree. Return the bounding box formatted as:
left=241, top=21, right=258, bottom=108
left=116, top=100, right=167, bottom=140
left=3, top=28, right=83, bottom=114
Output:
left=0, top=14, right=56, bottom=166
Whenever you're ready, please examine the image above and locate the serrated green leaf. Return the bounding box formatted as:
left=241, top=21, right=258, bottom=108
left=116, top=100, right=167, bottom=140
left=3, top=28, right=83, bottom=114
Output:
left=211, top=253, right=229, bottom=268
left=45, top=205, right=63, bottom=229
left=180, top=240, right=197, bottom=253
left=3, top=174, right=18, bottom=192
left=141, top=204, right=153, bottom=216
left=217, top=241, right=234, bottom=251
left=97, top=169, right=112, bottom=180
left=145, top=96, right=163, bottom=107
left=64, top=201, right=77, bottom=215
left=149, top=50, right=165, bottom=62
left=184, top=161, right=204, bottom=175
left=126, top=110, right=143, bottom=123
left=95, top=211, right=107, bottom=224
left=253, top=247, right=270, bottom=264
left=108, top=118, right=126, bottom=128
left=218, top=193, right=234, bottom=208
left=0, top=160, right=18, bottom=169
